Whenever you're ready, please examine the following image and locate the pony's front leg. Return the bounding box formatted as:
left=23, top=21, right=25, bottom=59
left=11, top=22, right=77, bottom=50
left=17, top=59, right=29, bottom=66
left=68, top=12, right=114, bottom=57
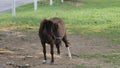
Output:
left=56, top=43, right=61, bottom=57
left=42, top=42, right=47, bottom=64
left=55, top=38, right=62, bottom=57
left=50, top=44, right=54, bottom=64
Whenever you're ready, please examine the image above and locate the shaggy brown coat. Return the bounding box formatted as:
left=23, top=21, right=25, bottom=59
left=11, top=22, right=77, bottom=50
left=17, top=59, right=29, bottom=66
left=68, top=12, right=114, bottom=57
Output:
left=39, top=17, right=69, bottom=64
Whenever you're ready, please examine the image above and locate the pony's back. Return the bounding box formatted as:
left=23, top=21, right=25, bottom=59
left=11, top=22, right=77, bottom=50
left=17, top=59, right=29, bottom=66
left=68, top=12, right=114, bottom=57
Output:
left=50, top=17, right=66, bottom=38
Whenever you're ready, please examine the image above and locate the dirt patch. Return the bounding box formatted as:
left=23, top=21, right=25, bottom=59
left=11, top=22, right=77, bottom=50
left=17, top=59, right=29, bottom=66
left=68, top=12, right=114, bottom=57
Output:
left=0, top=30, right=119, bottom=68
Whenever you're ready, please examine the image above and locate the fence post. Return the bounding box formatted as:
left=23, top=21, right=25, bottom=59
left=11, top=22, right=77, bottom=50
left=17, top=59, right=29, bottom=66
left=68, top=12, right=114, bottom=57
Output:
left=12, top=0, right=16, bottom=17
left=61, top=0, right=64, bottom=3
left=50, top=0, right=53, bottom=5
left=34, top=0, right=37, bottom=11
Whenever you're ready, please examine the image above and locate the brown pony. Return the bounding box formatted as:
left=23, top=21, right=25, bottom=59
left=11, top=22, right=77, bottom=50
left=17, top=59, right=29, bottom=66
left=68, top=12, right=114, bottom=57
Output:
left=39, top=17, right=72, bottom=64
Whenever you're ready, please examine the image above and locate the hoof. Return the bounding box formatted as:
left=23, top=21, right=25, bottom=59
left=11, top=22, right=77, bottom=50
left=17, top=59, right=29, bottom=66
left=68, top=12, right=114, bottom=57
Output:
left=50, top=62, right=54, bottom=65
left=57, top=54, right=61, bottom=58
left=43, top=60, right=46, bottom=64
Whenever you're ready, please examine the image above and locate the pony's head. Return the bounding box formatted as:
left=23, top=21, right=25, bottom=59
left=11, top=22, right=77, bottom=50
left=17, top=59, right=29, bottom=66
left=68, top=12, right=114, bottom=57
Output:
left=40, top=19, right=58, bottom=40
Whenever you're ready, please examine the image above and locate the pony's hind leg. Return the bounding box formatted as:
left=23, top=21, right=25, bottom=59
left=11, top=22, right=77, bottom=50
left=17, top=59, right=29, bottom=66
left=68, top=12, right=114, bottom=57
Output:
left=62, top=35, right=72, bottom=60
left=62, top=35, right=69, bottom=47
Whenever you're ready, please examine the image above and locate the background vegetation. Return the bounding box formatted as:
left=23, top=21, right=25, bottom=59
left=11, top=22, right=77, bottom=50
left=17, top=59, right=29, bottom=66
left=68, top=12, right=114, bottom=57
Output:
left=0, top=0, right=120, bottom=43
left=0, top=0, right=120, bottom=67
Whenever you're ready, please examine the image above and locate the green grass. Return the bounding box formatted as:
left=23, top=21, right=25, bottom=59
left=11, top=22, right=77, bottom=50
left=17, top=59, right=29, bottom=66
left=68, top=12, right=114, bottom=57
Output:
left=80, top=53, right=120, bottom=65
left=77, top=53, right=120, bottom=68
left=0, top=0, right=120, bottom=67
left=77, top=63, right=86, bottom=68
left=0, top=0, right=120, bottom=43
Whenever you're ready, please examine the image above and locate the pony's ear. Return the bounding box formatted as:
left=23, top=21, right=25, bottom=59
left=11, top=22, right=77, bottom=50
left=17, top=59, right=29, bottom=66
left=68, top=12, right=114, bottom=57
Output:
left=43, top=20, right=53, bottom=29
left=42, top=19, right=48, bottom=23
left=40, top=19, right=47, bottom=25
left=40, top=19, right=49, bottom=29
left=42, top=19, right=53, bottom=24
left=47, top=20, right=53, bottom=24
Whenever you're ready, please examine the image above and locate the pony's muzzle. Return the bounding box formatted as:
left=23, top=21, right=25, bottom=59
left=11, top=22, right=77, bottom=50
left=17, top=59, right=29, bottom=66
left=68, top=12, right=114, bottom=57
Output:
left=56, top=39, right=61, bottom=45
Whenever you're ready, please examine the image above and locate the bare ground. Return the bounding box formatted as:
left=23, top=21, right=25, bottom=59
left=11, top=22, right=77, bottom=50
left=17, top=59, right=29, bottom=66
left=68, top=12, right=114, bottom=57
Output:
left=0, top=30, right=120, bottom=68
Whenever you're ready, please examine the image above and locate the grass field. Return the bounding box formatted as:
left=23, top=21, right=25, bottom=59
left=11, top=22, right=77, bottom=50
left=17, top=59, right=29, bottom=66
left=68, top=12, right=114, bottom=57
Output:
left=0, top=0, right=120, bottom=43
left=0, top=0, right=120, bottom=67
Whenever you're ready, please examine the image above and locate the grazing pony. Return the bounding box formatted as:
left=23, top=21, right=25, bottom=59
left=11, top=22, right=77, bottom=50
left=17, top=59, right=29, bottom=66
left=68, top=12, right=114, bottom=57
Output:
left=39, top=17, right=72, bottom=64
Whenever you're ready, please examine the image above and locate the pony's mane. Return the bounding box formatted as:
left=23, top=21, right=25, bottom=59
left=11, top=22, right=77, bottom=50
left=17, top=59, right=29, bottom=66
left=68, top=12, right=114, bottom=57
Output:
left=39, top=19, right=57, bottom=39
